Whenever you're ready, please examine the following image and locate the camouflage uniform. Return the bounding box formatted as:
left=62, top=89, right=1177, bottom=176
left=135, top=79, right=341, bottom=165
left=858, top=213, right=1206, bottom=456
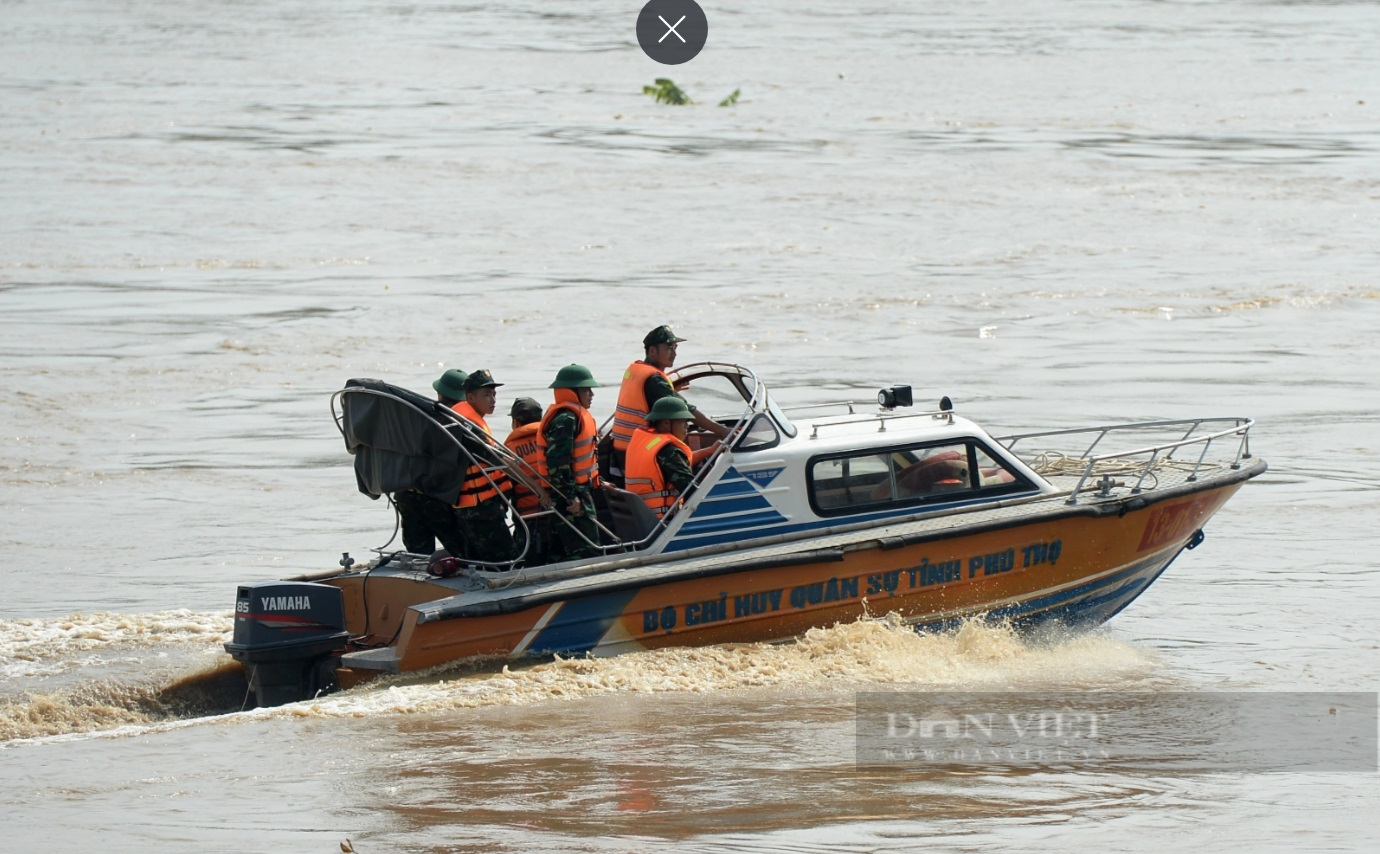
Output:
left=453, top=430, right=516, bottom=564
left=638, top=325, right=695, bottom=414
left=456, top=487, right=516, bottom=563
left=626, top=396, right=698, bottom=514
left=654, top=442, right=695, bottom=495
left=606, top=325, right=705, bottom=488
left=394, top=490, right=468, bottom=558
left=505, top=397, right=552, bottom=567
left=453, top=368, right=517, bottom=565
left=514, top=515, right=552, bottom=565
left=543, top=409, right=600, bottom=559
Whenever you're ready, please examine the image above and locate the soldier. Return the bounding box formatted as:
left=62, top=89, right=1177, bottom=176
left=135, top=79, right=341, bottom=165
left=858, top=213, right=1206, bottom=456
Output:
left=607, top=324, right=728, bottom=486
left=504, top=397, right=545, bottom=516
left=623, top=396, right=698, bottom=519
left=539, top=364, right=603, bottom=560
left=393, top=368, right=470, bottom=557
left=504, top=396, right=549, bottom=564
left=451, top=369, right=516, bottom=564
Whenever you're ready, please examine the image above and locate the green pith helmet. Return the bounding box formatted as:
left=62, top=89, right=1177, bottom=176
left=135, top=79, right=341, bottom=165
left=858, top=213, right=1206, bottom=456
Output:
left=647, top=396, right=694, bottom=422
left=432, top=369, right=468, bottom=401
left=549, top=363, right=601, bottom=389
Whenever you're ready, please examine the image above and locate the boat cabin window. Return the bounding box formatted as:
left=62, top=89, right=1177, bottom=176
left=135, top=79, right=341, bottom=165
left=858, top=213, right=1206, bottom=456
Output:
left=764, top=394, right=798, bottom=439
left=739, top=373, right=797, bottom=439
left=734, top=414, right=781, bottom=452
left=808, top=440, right=1029, bottom=516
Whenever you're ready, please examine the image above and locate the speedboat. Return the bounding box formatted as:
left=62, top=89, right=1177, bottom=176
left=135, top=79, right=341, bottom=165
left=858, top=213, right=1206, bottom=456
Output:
left=225, top=362, right=1265, bottom=707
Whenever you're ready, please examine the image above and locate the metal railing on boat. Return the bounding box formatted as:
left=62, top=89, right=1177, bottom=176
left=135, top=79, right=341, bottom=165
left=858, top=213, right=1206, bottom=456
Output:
left=996, top=417, right=1254, bottom=504
left=793, top=407, right=957, bottom=439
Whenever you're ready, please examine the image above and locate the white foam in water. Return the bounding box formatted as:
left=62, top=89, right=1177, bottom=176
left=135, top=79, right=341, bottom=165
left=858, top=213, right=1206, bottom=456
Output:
left=283, top=615, right=1162, bottom=720
left=0, top=614, right=1162, bottom=744
left=0, top=610, right=232, bottom=680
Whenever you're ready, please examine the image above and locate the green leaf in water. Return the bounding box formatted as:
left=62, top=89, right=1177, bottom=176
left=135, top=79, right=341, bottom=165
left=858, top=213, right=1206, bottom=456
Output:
left=643, top=78, right=692, bottom=105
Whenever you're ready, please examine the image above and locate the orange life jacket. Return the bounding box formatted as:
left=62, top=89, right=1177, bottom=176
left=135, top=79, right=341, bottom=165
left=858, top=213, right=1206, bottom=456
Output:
left=624, top=427, right=693, bottom=518
left=611, top=361, right=673, bottom=452
left=452, top=401, right=510, bottom=507
left=537, top=391, right=600, bottom=488
left=503, top=422, right=544, bottom=516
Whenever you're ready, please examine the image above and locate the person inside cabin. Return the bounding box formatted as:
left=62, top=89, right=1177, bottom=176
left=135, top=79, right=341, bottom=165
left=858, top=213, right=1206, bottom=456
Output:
left=451, top=369, right=516, bottom=563
left=504, top=396, right=549, bottom=563
left=540, top=364, right=603, bottom=560
left=624, top=396, right=699, bottom=519
left=393, top=368, right=470, bottom=557
left=606, top=324, right=728, bottom=487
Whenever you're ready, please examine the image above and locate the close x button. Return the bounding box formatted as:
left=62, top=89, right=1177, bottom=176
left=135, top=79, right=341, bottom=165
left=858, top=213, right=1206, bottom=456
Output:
left=637, top=0, right=709, bottom=66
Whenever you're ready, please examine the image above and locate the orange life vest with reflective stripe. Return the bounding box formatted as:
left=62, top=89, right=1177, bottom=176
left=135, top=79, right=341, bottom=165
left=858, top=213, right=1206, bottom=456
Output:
left=503, top=422, right=544, bottom=516
left=624, top=427, right=692, bottom=518
left=611, top=361, right=672, bottom=452
left=536, top=396, right=600, bottom=487
left=452, top=401, right=510, bottom=507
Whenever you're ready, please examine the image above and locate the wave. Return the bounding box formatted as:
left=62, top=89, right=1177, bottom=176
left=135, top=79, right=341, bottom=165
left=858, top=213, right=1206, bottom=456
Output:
left=0, top=610, right=233, bottom=681
left=1, top=614, right=1160, bottom=745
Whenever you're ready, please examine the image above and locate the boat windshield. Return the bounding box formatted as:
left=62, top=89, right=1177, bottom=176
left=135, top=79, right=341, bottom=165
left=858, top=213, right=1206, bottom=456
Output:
left=763, top=386, right=798, bottom=439
left=668, top=362, right=797, bottom=439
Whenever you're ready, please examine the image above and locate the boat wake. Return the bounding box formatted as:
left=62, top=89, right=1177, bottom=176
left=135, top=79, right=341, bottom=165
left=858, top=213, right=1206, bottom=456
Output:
left=0, top=661, right=251, bottom=743
left=2, top=612, right=1163, bottom=745
left=1, top=610, right=244, bottom=743
left=0, top=609, right=233, bottom=680
left=309, top=614, right=1164, bottom=718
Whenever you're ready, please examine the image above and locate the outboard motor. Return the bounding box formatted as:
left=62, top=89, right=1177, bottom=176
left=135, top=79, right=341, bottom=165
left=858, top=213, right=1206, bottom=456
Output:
left=224, top=581, right=350, bottom=708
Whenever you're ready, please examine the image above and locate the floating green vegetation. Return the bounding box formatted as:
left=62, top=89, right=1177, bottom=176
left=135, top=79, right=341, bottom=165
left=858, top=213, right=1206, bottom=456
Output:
left=644, top=78, right=691, bottom=105
left=641, top=79, right=741, bottom=107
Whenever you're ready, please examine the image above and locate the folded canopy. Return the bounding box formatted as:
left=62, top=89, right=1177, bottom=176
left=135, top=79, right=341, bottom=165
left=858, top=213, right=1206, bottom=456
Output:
left=337, top=378, right=480, bottom=505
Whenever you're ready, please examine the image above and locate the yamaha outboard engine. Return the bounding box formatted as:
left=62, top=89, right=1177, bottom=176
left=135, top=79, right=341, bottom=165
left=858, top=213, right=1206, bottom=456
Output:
left=224, top=581, right=350, bottom=708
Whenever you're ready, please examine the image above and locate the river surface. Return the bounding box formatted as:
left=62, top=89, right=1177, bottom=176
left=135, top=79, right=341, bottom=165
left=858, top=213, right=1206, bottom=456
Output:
left=2, top=0, right=1378, bottom=851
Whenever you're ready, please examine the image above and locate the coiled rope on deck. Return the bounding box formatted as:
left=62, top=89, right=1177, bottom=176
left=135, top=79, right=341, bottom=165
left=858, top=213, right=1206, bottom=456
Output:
left=1024, top=451, right=1218, bottom=484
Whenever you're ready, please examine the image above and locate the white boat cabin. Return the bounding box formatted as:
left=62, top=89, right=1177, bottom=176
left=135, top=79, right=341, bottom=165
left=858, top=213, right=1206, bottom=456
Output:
left=617, top=362, right=1055, bottom=558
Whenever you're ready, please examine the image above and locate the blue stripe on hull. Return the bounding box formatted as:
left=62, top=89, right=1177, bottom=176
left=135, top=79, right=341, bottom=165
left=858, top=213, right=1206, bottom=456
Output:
left=679, top=509, right=792, bottom=536
left=687, top=494, right=774, bottom=517
left=915, top=552, right=1175, bottom=634
left=525, top=588, right=640, bottom=655
left=521, top=548, right=1181, bottom=658
left=701, top=477, right=759, bottom=498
